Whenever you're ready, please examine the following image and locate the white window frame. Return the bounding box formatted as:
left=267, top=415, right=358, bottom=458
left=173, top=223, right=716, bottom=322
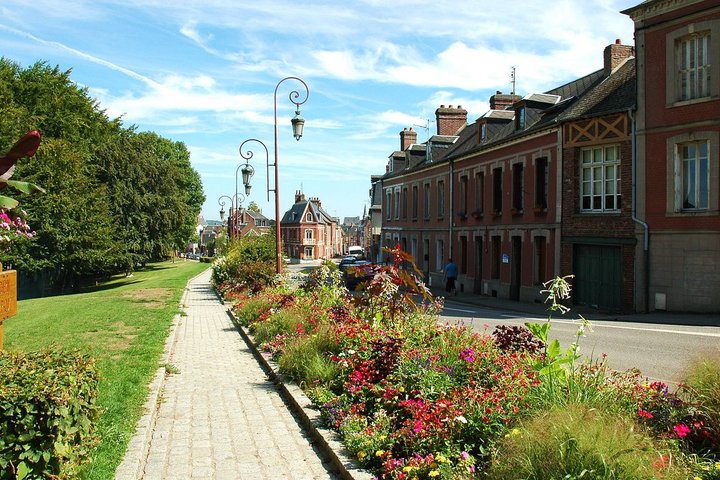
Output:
left=666, top=20, right=719, bottom=106
left=437, top=180, right=445, bottom=217
left=305, top=229, right=313, bottom=240
left=435, top=239, right=444, bottom=271
left=676, top=32, right=711, bottom=102
left=676, top=140, right=710, bottom=211
left=580, top=145, right=621, bottom=212
left=394, top=187, right=401, bottom=220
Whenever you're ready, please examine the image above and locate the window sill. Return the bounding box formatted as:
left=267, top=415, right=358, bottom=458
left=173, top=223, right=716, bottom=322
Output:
left=666, top=209, right=715, bottom=217
left=668, top=95, right=718, bottom=108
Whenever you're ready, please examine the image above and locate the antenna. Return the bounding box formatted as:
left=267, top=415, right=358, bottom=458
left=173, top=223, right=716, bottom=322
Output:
left=412, top=118, right=434, bottom=141
left=510, top=66, right=517, bottom=95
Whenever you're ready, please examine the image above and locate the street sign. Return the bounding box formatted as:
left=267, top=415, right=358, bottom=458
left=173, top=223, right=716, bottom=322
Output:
left=0, top=269, right=17, bottom=321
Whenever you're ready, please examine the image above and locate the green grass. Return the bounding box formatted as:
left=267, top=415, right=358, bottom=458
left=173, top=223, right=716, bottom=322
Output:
left=3, top=260, right=209, bottom=480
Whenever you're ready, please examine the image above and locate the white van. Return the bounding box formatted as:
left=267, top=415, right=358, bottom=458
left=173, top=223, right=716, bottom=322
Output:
left=348, top=246, right=363, bottom=259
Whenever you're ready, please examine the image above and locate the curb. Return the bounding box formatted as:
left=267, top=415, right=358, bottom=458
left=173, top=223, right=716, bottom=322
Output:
left=225, top=306, right=374, bottom=480
left=114, top=279, right=194, bottom=480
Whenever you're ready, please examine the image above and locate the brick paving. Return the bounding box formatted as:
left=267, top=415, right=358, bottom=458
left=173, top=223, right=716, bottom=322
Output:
left=115, top=268, right=339, bottom=480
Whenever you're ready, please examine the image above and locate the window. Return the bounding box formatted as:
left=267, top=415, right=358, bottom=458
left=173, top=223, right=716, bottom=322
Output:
left=535, top=157, right=548, bottom=209
left=492, top=167, right=503, bottom=213
left=460, top=236, right=468, bottom=274
left=423, top=183, right=431, bottom=219
left=305, top=229, right=313, bottom=240
left=677, top=141, right=709, bottom=210
left=436, top=239, right=444, bottom=271
left=533, top=237, right=547, bottom=285
left=512, top=163, right=524, bottom=212
left=491, top=236, right=501, bottom=279
left=386, top=189, right=392, bottom=220
left=459, top=175, right=468, bottom=214
left=304, top=246, right=314, bottom=258
left=480, top=122, right=487, bottom=144
left=394, top=188, right=400, bottom=219
left=306, top=212, right=312, bottom=222
left=475, top=172, right=484, bottom=213
left=412, top=185, right=418, bottom=219
left=438, top=180, right=445, bottom=217
left=516, top=107, right=526, bottom=130
left=677, top=32, right=711, bottom=101
left=581, top=145, right=621, bottom=211
left=402, top=187, right=408, bottom=219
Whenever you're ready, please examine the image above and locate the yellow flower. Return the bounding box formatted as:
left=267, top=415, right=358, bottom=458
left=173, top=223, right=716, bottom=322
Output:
left=511, top=428, right=522, bottom=436
left=403, top=466, right=414, bottom=473
left=358, top=451, right=366, bottom=459
left=436, top=454, right=448, bottom=463
left=716, top=462, right=720, bottom=470
left=376, top=450, right=385, bottom=457
left=693, top=476, right=702, bottom=480
left=429, top=471, right=440, bottom=477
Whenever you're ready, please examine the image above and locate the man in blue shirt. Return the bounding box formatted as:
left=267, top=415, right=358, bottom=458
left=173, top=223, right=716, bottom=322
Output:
left=445, top=258, right=458, bottom=295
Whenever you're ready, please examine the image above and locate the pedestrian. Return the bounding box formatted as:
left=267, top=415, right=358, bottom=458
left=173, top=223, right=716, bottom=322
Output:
left=445, top=258, right=458, bottom=295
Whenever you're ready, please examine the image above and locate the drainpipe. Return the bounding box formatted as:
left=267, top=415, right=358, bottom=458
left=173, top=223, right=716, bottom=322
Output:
left=630, top=108, right=650, bottom=312
left=448, top=158, right=455, bottom=260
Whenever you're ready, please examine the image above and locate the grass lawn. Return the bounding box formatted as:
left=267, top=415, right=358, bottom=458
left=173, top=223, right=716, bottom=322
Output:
left=3, top=260, right=210, bottom=479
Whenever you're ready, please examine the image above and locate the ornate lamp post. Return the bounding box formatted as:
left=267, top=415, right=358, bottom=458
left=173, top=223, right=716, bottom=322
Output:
left=268, top=76, right=309, bottom=274
left=218, top=194, right=234, bottom=240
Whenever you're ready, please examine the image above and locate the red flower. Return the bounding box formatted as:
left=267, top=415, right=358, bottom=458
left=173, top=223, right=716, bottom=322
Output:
left=673, top=423, right=691, bottom=438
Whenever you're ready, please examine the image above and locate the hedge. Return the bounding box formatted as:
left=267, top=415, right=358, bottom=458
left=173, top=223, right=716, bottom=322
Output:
left=0, top=348, right=100, bottom=479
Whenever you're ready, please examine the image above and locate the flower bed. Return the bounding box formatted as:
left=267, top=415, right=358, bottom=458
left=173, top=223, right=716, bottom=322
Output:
left=219, top=245, right=720, bottom=479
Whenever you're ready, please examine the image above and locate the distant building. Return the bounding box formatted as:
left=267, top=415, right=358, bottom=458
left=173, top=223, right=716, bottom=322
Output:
left=281, top=192, right=340, bottom=261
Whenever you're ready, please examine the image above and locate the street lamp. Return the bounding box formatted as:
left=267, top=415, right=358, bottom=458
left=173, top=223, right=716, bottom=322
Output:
left=218, top=194, right=234, bottom=238
left=269, top=76, right=309, bottom=274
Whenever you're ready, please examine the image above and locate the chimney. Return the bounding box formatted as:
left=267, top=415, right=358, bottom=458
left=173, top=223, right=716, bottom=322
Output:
left=310, top=197, right=321, bottom=208
left=294, top=190, right=305, bottom=203
left=400, top=127, right=417, bottom=151
left=604, top=39, right=634, bottom=76
left=489, top=91, right=522, bottom=111
left=435, top=105, right=468, bottom=136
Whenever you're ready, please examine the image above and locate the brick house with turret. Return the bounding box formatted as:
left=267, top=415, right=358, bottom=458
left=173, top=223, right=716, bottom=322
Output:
left=281, top=192, right=341, bottom=261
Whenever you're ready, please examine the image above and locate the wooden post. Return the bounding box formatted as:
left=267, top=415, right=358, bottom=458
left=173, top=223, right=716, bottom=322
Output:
left=0, top=263, right=18, bottom=350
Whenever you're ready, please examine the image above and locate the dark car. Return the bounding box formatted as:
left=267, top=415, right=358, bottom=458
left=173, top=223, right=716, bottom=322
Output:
left=338, top=255, right=358, bottom=273
left=344, top=260, right=376, bottom=290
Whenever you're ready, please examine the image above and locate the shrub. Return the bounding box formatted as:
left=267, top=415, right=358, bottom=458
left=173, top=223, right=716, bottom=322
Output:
left=487, top=403, right=690, bottom=480
left=680, top=357, right=720, bottom=456
left=492, top=324, right=544, bottom=354
left=0, top=348, right=101, bottom=479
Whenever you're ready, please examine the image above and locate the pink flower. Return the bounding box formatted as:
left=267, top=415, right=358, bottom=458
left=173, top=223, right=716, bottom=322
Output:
left=459, top=451, right=469, bottom=460
left=460, top=348, right=476, bottom=363
left=412, top=419, right=423, bottom=434
left=673, top=423, right=691, bottom=438
left=637, top=409, right=653, bottom=419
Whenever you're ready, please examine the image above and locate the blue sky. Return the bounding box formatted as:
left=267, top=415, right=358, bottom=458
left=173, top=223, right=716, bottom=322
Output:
left=0, top=0, right=637, bottom=223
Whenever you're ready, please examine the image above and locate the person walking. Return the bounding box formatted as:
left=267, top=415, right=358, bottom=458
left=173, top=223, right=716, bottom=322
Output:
left=445, top=258, right=458, bottom=296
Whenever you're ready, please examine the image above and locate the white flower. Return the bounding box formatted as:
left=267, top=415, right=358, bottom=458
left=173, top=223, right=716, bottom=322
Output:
left=454, top=415, right=467, bottom=424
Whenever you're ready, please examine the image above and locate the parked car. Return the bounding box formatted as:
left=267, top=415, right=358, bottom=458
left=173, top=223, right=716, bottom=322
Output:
left=338, top=255, right=358, bottom=273
left=344, top=260, right=376, bottom=290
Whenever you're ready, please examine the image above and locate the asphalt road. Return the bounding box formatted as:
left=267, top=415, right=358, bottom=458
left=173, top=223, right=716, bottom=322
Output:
left=439, top=300, right=720, bottom=386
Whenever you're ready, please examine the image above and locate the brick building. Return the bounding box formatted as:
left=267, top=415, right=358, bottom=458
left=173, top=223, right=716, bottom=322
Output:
left=379, top=41, right=640, bottom=311
left=624, top=0, right=720, bottom=312
left=559, top=42, right=637, bottom=312
left=281, top=192, right=341, bottom=261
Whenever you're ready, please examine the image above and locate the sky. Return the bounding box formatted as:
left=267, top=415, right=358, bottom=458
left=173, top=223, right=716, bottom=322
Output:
left=0, top=0, right=638, bottom=224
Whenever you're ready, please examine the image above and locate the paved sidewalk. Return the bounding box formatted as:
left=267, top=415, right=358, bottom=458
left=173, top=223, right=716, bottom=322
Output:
left=115, top=269, right=339, bottom=480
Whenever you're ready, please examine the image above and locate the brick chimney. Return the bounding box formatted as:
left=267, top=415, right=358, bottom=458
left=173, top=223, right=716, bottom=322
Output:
left=310, top=197, right=321, bottom=208
left=294, top=190, right=305, bottom=203
left=489, top=91, right=522, bottom=111
left=435, top=105, right=468, bottom=136
left=604, top=39, right=634, bottom=76
left=400, top=127, right=417, bottom=151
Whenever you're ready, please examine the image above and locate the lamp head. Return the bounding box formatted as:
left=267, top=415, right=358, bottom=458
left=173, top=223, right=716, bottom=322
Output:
left=219, top=206, right=225, bottom=221
left=241, top=163, right=254, bottom=188
left=291, top=109, right=305, bottom=141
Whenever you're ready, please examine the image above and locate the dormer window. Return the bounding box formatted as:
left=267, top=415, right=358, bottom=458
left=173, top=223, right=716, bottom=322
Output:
left=480, top=123, right=487, bottom=144
left=306, top=212, right=312, bottom=222
left=516, top=107, right=526, bottom=130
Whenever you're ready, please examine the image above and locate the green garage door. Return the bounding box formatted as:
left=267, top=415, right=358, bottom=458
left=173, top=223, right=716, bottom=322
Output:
left=573, top=245, right=622, bottom=312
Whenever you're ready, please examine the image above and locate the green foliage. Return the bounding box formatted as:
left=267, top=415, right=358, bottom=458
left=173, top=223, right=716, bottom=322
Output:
left=681, top=357, right=720, bottom=454
left=0, top=348, right=101, bottom=479
left=487, top=404, right=690, bottom=480
left=277, top=328, right=341, bottom=387
left=0, top=58, right=204, bottom=287
left=211, top=234, right=277, bottom=293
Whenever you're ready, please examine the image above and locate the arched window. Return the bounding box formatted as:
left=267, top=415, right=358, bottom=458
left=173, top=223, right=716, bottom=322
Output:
left=305, top=229, right=313, bottom=240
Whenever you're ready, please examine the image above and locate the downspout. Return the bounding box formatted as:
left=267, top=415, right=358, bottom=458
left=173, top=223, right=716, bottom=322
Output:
left=630, top=108, right=650, bottom=312
left=448, top=158, right=455, bottom=261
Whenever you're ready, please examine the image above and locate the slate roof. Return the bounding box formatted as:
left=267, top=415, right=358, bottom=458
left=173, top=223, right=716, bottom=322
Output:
left=559, top=59, right=636, bottom=121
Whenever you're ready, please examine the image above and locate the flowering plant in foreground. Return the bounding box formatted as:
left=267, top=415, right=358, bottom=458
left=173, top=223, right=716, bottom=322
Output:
left=0, top=208, right=34, bottom=251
